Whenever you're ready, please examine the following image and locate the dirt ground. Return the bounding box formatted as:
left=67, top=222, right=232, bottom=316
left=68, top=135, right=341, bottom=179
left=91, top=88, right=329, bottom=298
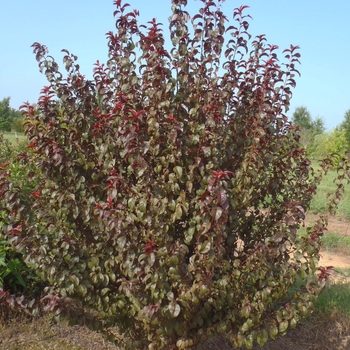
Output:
left=309, top=213, right=350, bottom=239
left=310, top=214, right=350, bottom=284
left=1, top=215, right=349, bottom=350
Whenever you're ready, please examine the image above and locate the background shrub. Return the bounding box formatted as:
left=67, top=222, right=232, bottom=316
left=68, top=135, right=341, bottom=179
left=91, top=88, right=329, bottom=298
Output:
left=0, top=134, right=45, bottom=300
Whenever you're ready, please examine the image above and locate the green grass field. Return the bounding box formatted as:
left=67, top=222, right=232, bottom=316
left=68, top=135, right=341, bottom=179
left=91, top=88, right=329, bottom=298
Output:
left=2, top=131, right=26, bottom=143
left=315, top=281, right=350, bottom=316
left=309, top=161, right=350, bottom=219
left=307, top=163, right=350, bottom=329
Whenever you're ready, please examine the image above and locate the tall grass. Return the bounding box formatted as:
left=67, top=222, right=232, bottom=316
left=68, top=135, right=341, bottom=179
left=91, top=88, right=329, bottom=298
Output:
left=302, top=162, right=350, bottom=323
left=314, top=282, right=350, bottom=316
left=309, top=161, right=350, bottom=219
left=321, top=232, right=350, bottom=255
left=2, top=131, right=26, bottom=144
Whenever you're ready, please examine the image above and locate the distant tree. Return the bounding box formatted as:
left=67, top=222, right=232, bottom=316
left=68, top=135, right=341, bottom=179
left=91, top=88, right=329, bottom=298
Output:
left=11, top=113, right=25, bottom=133
left=339, top=109, right=350, bottom=148
left=292, top=106, right=312, bottom=130
left=0, top=97, right=12, bottom=132
left=310, top=129, right=347, bottom=166
left=0, top=97, right=23, bottom=132
left=297, top=128, right=313, bottom=150
left=292, top=106, right=325, bottom=151
left=312, top=116, right=325, bottom=135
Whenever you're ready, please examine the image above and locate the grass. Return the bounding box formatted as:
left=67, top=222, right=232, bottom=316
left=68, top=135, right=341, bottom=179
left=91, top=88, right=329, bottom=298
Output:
left=321, top=231, right=350, bottom=255
left=286, top=160, right=350, bottom=347
left=314, top=282, right=350, bottom=316
left=295, top=226, right=350, bottom=255
left=0, top=313, right=117, bottom=350
left=309, top=161, right=350, bottom=219
left=2, top=131, right=26, bottom=144
left=294, top=162, right=350, bottom=347
left=334, top=266, right=350, bottom=276
left=303, top=160, right=350, bottom=255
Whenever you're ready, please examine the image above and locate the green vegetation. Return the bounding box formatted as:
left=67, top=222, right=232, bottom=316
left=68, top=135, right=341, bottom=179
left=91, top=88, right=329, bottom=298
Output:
left=0, top=97, right=23, bottom=132
left=309, top=163, right=350, bottom=219
left=310, top=129, right=348, bottom=167
left=321, top=232, right=350, bottom=255
left=291, top=106, right=350, bottom=167
left=315, top=282, right=350, bottom=316
left=2, top=131, right=26, bottom=143
left=0, top=1, right=350, bottom=349
left=339, top=109, right=350, bottom=149
left=0, top=133, right=29, bottom=164
left=2, top=0, right=340, bottom=348
left=0, top=229, right=27, bottom=293
left=333, top=267, right=350, bottom=277
left=0, top=134, right=45, bottom=299
left=291, top=106, right=325, bottom=152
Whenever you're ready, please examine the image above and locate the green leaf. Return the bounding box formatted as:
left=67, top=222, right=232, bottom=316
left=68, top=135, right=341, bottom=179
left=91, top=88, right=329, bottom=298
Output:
left=186, top=180, right=193, bottom=193
left=117, top=236, right=127, bottom=249
left=69, top=275, right=80, bottom=286
left=257, top=329, right=268, bottom=347
left=184, top=227, right=195, bottom=245
left=78, top=284, right=87, bottom=296
left=270, top=326, right=279, bottom=339
left=175, top=204, right=182, bottom=220
left=241, top=318, right=253, bottom=333
left=0, top=250, right=6, bottom=266
left=147, top=252, right=156, bottom=267
left=245, top=334, right=254, bottom=349
left=168, top=302, right=181, bottom=318
left=101, top=288, right=110, bottom=296
left=139, top=198, right=147, bottom=213
left=294, top=251, right=303, bottom=261
left=217, top=322, right=227, bottom=334
left=8, top=261, right=26, bottom=288
left=67, top=283, right=75, bottom=294
left=88, top=256, right=99, bottom=268
left=174, top=166, right=183, bottom=178
left=213, top=206, right=223, bottom=221
left=199, top=240, right=211, bottom=254
left=290, top=317, right=298, bottom=328
left=279, top=320, right=288, bottom=333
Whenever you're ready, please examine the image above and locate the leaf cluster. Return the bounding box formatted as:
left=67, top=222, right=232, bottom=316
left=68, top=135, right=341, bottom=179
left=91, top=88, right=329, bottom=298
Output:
left=1, top=1, right=350, bottom=349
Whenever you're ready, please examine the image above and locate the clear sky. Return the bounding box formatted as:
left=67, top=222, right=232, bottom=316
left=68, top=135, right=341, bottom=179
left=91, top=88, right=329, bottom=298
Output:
left=1, top=0, right=349, bottom=130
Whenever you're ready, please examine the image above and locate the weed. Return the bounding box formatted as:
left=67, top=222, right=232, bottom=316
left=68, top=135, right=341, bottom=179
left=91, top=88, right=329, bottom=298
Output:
left=2, top=131, right=26, bottom=144
left=309, top=163, right=350, bottom=219
left=315, top=282, right=350, bottom=316
left=333, top=267, right=350, bottom=277
left=321, top=231, right=350, bottom=255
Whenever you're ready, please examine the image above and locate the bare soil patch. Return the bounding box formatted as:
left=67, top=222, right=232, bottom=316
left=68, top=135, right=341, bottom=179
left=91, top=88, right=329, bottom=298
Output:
left=0, top=316, right=121, bottom=350
left=319, top=251, right=350, bottom=269
left=306, top=213, right=350, bottom=237
left=308, top=213, right=350, bottom=283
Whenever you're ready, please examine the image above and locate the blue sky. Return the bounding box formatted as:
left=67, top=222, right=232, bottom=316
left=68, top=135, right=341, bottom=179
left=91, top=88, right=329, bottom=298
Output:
left=1, top=0, right=349, bottom=129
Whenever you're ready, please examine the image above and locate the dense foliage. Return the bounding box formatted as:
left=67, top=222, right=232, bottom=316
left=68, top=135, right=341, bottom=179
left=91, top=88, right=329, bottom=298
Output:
left=339, top=109, right=350, bottom=149
left=291, top=106, right=325, bottom=153
left=294, top=106, right=350, bottom=166
left=1, top=1, right=349, bottom=349
left=0, top=97, right=23, bottom=132
left=310, top=129, right=348, bottom=167
left=0, top=134, right=44, bottom=300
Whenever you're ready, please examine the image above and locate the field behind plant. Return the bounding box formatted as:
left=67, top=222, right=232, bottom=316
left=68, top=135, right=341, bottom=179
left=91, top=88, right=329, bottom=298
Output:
left=2, top=131, right=26, bottom=144
left=309, top=160, right=350, bottom=219
left=1, top=140, right=350, bottom=349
